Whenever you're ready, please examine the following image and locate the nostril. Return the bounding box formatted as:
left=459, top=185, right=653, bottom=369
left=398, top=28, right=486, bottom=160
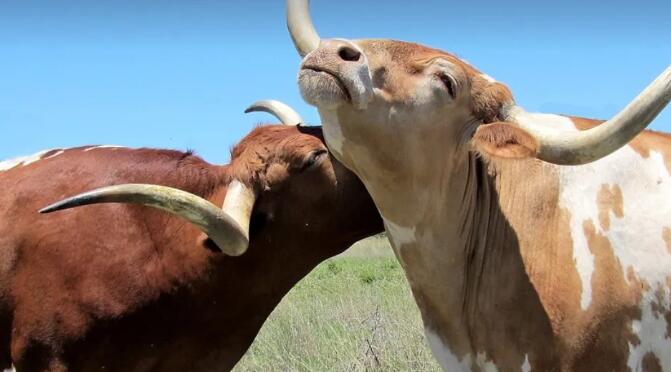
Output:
left=338, top=46, right=362, bottom=62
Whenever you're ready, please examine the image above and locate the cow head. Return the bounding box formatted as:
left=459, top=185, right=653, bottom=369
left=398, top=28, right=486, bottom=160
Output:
left=41, top=100, right=382, bottom=258
left=289, top=0, right=671, bottom=171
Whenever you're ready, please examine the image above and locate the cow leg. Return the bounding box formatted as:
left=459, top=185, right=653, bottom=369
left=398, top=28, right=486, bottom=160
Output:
left=11, top=339, right=67, bottom=372
left=13, top=355, right=67, bottom=372
left=0, top=317, right=12, bottom=372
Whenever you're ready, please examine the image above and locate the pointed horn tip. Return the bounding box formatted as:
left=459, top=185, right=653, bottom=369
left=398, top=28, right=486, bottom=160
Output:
left=39, top=204, right=63, bottom=214
left=243, top=104, right=260, bottom=114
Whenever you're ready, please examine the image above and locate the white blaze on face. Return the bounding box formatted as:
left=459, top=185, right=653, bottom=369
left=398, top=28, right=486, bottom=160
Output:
left=0, top=149, right=63, bottom=172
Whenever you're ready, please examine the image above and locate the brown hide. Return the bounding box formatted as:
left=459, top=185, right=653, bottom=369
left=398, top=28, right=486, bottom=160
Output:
left=0, top=125, right=383, bottom=371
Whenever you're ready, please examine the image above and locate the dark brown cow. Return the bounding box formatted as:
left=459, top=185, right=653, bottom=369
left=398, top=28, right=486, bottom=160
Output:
left=0, top=102, right=382, bottom=371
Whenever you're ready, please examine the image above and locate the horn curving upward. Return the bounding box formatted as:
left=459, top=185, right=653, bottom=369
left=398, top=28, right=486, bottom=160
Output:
left=245, top=100, right=304, bottom=126
left=287, top=0, right=320, bottom=57
left=512, top=65, right=671, bottom=165
left=40, top=182, right=256, bottom=256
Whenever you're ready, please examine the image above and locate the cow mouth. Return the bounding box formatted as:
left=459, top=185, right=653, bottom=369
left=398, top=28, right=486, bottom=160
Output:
left=300, top=66, right=352, bottom=103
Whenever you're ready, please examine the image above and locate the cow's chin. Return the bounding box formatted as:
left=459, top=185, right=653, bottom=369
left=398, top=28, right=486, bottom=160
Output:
left=298, top=69, right=349, bottom=110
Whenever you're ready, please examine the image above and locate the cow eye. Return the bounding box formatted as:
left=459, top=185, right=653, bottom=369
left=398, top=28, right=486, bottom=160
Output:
left=300, top=149, right=328, bottom=171
left=438, top=73, right=456, bottom=99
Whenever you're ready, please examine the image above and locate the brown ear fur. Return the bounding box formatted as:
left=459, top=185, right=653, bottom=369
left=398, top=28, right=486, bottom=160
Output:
left=472, top=122, right=539, bottom=160
left=470, top=80, right=514, bottom=123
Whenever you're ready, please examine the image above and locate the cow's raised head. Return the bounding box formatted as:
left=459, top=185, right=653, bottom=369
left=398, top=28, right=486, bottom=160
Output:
left=289, top=0, right=671, bottom=176
left=41, top=100, right=382, bottom=258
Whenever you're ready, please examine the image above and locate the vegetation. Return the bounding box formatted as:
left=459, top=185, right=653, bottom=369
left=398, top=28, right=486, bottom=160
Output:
left=233, top=237, right=441, bottom=371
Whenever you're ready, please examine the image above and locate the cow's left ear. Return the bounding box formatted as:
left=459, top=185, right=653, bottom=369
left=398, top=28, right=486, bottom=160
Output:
left=472, top=122, right=539, bottom=159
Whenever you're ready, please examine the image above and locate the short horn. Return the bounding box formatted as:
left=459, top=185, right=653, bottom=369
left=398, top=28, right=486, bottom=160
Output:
left=512, top=65, right=671, bottom=165
left=287, top=0, right=320, bottom=57
left=245, top=100, right=303, bottom=126
left=40, top=182, right=256, bottom=256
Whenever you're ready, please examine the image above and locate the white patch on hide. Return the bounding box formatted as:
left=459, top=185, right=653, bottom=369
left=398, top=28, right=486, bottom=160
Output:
left=627, top=288, right=671, bottom=371
left=383, top=218, right=417, bottom=251
left=511, top=111, right=598, bottom=309
left=521, top=354, right=531, bottom=372
left=425, top=327, right=471, bottom=372
left=512, top=110, right=671, bottom=365
left=424, top=327, right=500, bottom=372
left=319, top=109, right=345, bottom=157
left=83, top=145, right=125, bottom=152
left=0, top=149, right=63, bottom=172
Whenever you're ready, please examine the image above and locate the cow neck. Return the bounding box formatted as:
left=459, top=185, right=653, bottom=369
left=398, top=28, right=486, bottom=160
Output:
left=335, top=130, right=555, bottom=362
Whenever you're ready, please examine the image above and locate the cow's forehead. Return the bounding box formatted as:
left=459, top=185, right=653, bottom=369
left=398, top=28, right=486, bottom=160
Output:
left=355, top=39, right=479, bottom=75
left=231, top=126, right=322, bottom=160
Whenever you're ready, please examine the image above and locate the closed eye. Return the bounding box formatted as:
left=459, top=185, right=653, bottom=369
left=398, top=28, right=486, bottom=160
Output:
left=438, top=73, right=456, bottom=99
left=300, top=149, right=328, bottom=171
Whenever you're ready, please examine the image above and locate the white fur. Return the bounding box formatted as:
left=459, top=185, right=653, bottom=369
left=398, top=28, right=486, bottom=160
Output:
left=425, top=327, right=471, bottom=372
left=83, top=145, right=124, bottom=152
left=512, top=112, right=597, bottom=309
left=560, top=146, right=671, bottom=313
left=0, top=146, right=125, bottom=173
left=628, top=290, right=671, bottom=371
left=0, top=149, right=62, bottom=172
left=318, top=109, right=345, bottom=157
left=516, top=112, right=671, bottom=366
left=521, top=354, right=531, bottom=372
left=425, top=327, right=500, bottom=372
left=480, top=73, right=497, bottom=83
left=383, top=218, right=417, bottom=251
left=44, top=150, right=64, bottom=160
left=510, top=109, right=578, bottom=132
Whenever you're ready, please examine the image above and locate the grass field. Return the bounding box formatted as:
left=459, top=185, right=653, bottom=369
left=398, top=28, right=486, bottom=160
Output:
left=233, top=236, right=441, bottom=371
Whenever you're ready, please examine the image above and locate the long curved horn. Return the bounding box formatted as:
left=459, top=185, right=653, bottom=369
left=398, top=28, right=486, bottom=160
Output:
left=512, top=65, right=671, bottom=165
left=245, top=100, right=303, bottom=126
left=39, top=181, right=256, bottom=256
left=287, top=0, right=320, bottom=57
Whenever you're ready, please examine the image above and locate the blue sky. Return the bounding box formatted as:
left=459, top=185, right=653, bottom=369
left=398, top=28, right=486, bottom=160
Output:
left=1, top=0, right=669, bottom=163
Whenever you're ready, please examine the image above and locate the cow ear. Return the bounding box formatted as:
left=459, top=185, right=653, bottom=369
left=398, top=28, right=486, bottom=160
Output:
left=472, top=122, right=539, bottom=159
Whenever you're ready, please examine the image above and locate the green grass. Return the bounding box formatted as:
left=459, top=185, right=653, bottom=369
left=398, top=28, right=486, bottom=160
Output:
left=233, top=237, right=441, bottom=372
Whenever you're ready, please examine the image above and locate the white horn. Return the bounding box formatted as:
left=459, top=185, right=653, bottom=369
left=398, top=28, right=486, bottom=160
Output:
left=287, top=0, right=321, bottom=57
left=512, top=65, right=671, bottom=165
left=245, top=100, right=304, bottom=126
left=40, top=182, right=256, bottom=256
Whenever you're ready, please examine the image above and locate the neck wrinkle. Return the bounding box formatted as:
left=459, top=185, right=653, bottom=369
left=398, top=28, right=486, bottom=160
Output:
left=457, top=153, right=512, bottom=343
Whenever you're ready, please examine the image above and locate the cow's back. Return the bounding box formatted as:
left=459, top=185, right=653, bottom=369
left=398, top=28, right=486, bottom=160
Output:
left=0, top=147, right=219, bottom=370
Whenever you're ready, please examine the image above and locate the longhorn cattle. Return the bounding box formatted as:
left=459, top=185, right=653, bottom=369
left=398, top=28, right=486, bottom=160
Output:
left=287, top=1, right=671, bottom=370
left=0, top=101, right=383, bottom=371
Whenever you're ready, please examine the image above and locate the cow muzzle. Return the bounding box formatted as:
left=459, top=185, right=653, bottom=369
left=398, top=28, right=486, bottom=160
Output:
left=298, top=39, right=374, bottom=110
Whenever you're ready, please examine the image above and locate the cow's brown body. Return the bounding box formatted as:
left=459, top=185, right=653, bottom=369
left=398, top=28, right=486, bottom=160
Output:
left=0, top=125, right=383, bottom=371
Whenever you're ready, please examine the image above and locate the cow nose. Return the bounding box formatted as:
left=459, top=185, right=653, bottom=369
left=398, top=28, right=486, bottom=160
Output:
left=338, top=45, right=361, bottom=62
left=319, top=39, right=365, bottom=64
